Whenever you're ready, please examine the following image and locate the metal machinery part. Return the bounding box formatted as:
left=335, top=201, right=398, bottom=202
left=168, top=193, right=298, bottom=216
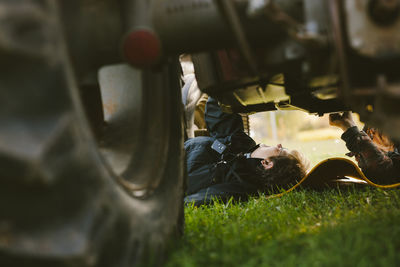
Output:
left=339, top=0, right=400, bottom=138
left=0, top=0, right=184, bottom=266
left=147, top=0, right=400, bottom=138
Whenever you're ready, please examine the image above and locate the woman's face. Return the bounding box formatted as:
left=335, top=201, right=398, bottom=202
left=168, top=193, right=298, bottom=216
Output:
left=251, top=144, right=288, bottom=159
left=251, top=144, right=289, bottom=169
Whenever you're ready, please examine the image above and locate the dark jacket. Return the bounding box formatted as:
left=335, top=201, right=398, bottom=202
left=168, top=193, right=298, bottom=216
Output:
left=341, top=126, right=400, bottom=184
left=184, top=97, right=262, bottom=206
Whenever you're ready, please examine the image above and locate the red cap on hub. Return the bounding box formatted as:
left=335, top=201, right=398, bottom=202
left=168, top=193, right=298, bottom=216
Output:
left=123, top=29, right=161, bottom=68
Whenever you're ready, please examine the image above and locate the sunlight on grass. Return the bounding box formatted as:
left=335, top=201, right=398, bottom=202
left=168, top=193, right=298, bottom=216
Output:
left=168, top=189, right=400, bottom=267
left=248, top=110, right=363, bottom=167
left=169, top=110, right=399, bottom=267
left=259, top=138, right=354, bottom=167
left=167, top=138, right=400, bottom=266
left=296, top=128, right=343, bottom=141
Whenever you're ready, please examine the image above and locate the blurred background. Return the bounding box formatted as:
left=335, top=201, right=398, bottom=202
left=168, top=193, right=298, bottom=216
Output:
left=249, top=110, right=364, bottom=167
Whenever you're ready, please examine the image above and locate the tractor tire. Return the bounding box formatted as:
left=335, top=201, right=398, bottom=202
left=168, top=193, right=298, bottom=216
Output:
left=0, top=1, right=185, bottom=266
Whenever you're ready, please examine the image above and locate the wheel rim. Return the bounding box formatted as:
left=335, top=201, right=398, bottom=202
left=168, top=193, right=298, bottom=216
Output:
left=97, top=64, right=176, bottom=197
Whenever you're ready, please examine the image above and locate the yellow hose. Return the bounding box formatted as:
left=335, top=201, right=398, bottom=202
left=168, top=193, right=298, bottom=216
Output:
left=267, top=157, right=400, bottom=199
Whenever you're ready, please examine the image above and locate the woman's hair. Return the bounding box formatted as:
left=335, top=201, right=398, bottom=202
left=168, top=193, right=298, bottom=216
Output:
left=255, top=149, right=310, bottom=190
left=364, top=127, right=396, bottom=152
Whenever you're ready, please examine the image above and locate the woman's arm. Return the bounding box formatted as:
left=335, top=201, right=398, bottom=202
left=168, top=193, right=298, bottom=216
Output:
left=330, top=112, right=400, bottom=184
left=205, top=97, right=245, bottom=139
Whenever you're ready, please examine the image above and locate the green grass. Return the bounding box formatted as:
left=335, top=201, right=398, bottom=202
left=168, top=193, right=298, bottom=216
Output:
left=168, top=189, right=400, bottom=266
left=166, top=140, right=400, bottom=266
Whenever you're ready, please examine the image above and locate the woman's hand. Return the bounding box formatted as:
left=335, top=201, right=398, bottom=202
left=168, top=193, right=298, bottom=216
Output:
left=329, top=111, right=356, bottom=131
